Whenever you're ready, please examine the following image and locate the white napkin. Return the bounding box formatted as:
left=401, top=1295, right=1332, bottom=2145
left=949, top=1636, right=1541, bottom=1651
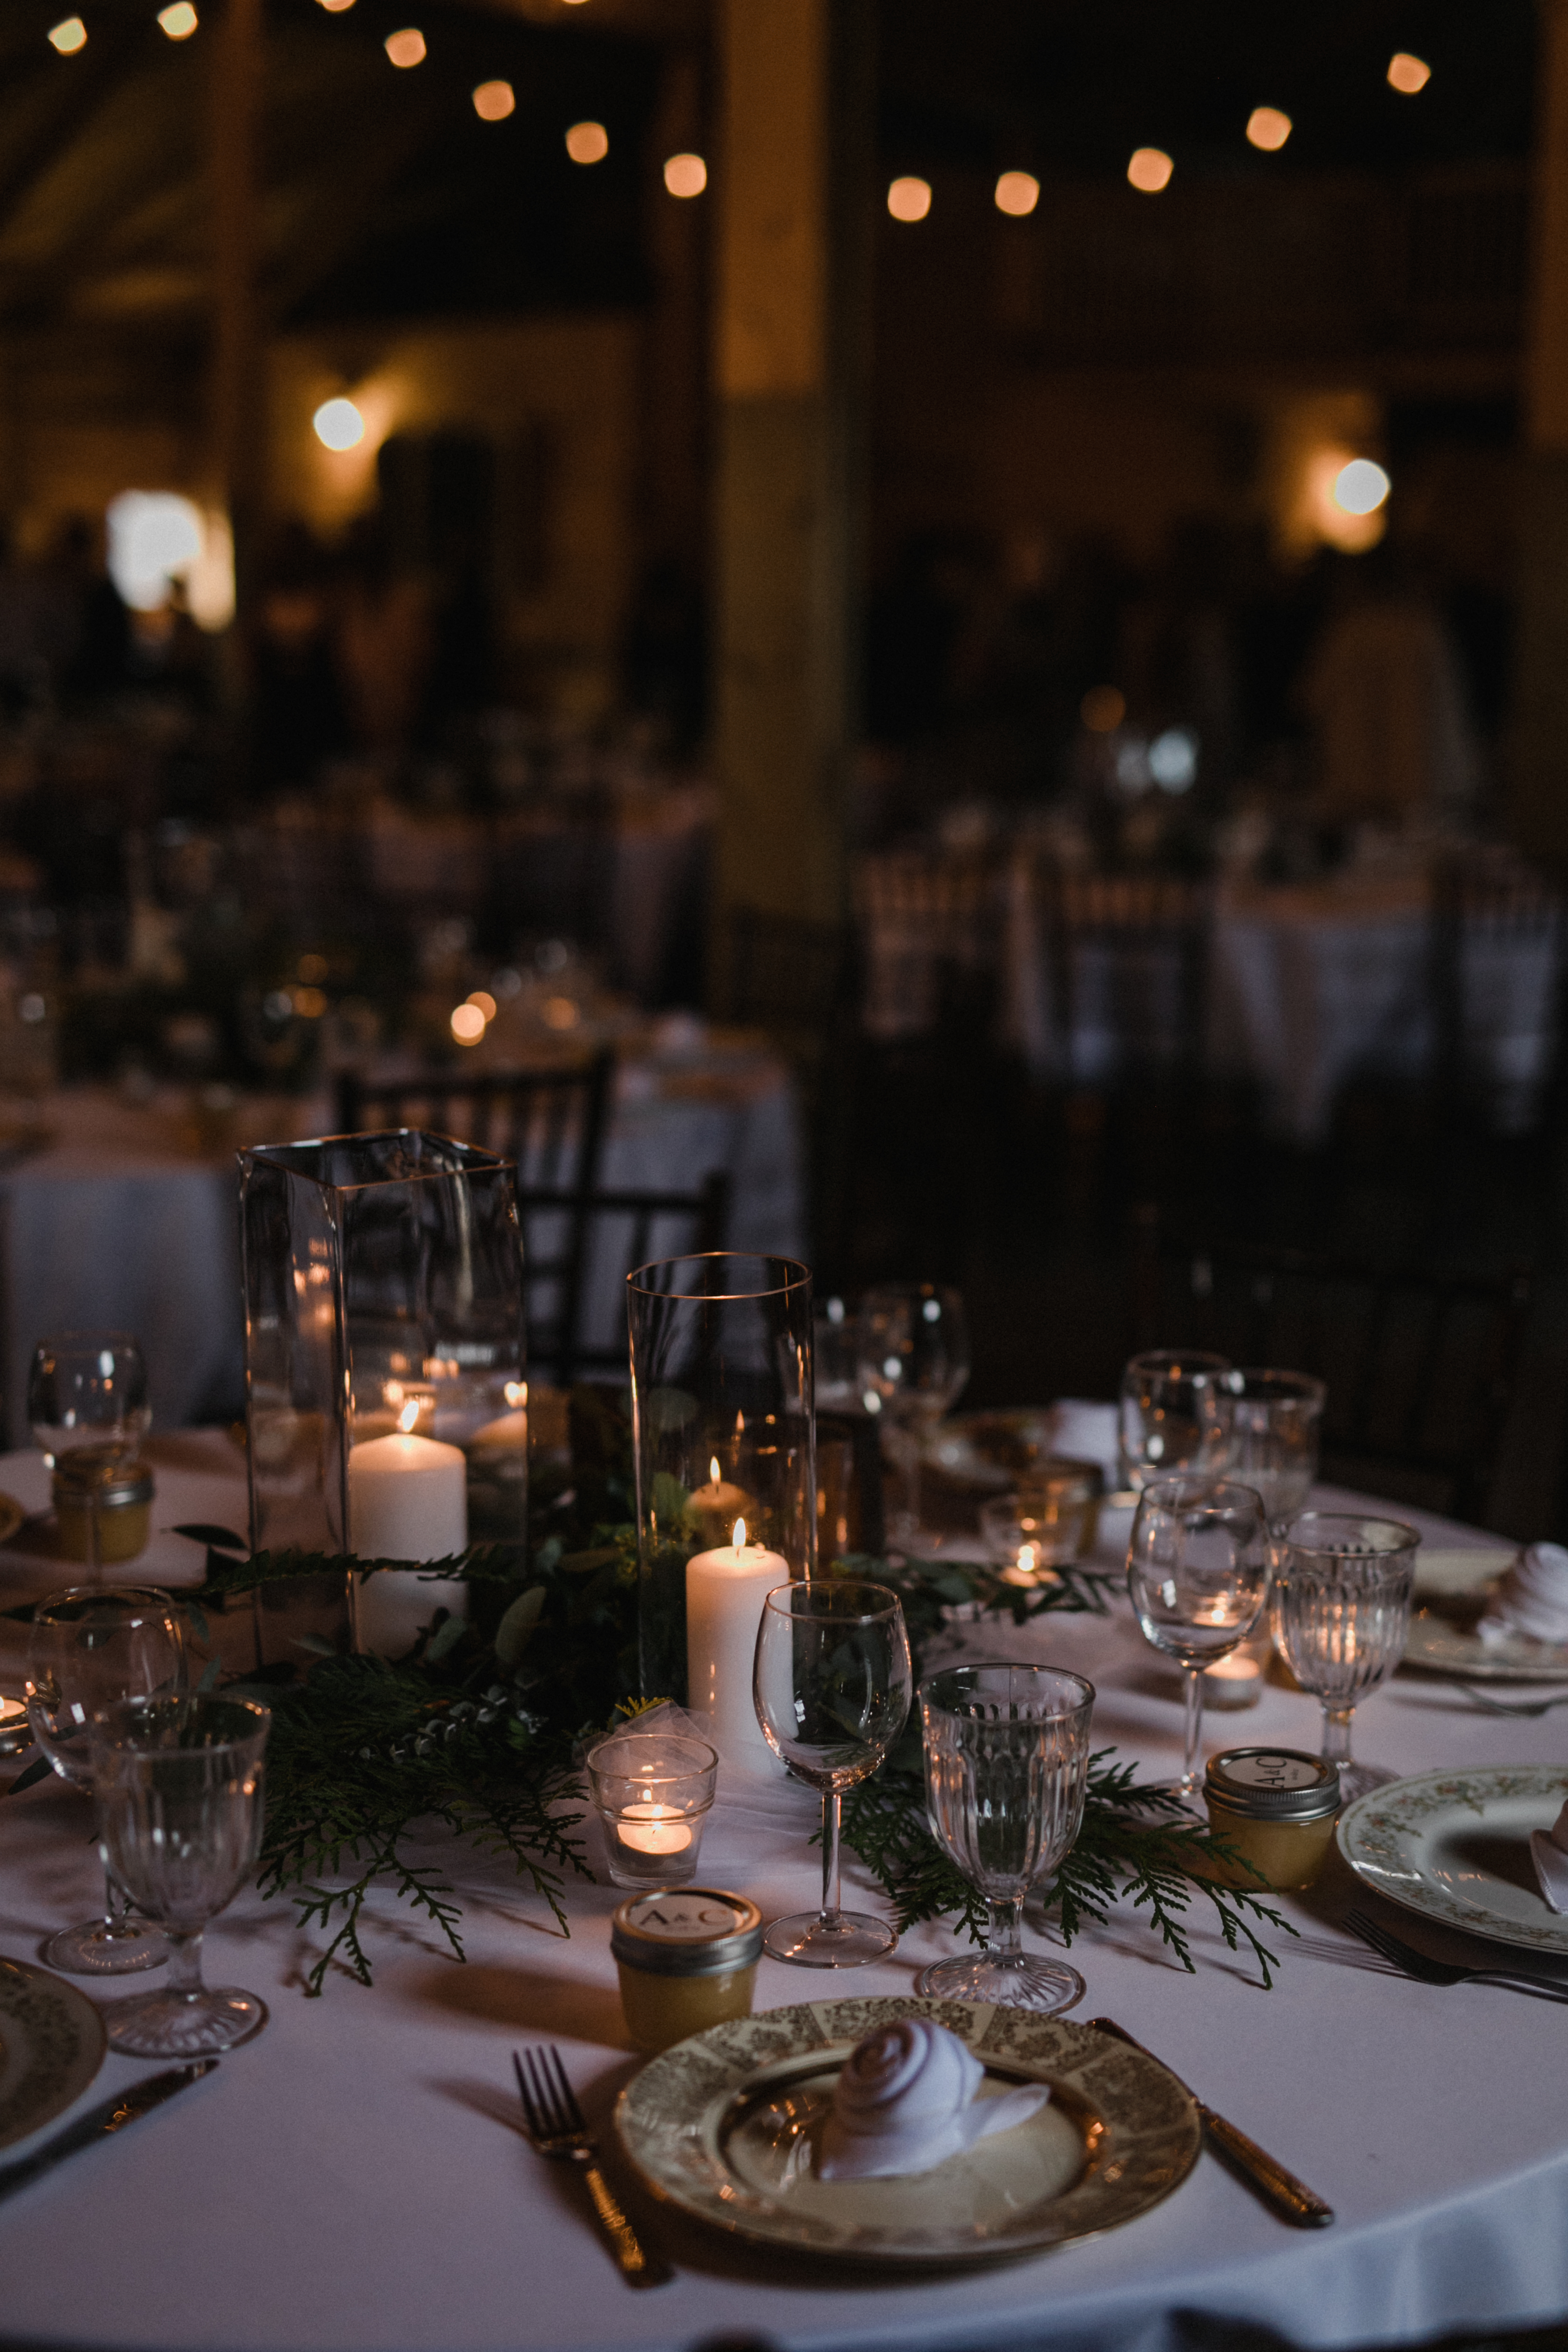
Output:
left=1477, top=1544, right=1568, bottom=1647
left=818, top=2017, right=1049, bottom=2181
left=1049, top=1400, right=1120, bottom=1479
left=1530, top=1802, right=1568, bottom=1916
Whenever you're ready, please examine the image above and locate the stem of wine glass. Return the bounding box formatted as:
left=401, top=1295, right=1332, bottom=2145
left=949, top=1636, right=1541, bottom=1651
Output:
left=100, top=1864, right=136, bottom=1939
left=818, top=1788, right=842, bottom=1930
left=163, top=1926, right=205, bottom=1998
left=984, top=1893, right=1024, bottom=1958
left=1181, top=1664, right=1205, bottom=1788
left=1320, top=1703, right=1356, bottom=1767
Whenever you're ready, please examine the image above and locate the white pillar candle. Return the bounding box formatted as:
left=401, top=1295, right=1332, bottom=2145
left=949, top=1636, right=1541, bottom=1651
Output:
left=348, top=1416, right=469, bottom=1658
left=686, top=1519, right=787, bottom=1777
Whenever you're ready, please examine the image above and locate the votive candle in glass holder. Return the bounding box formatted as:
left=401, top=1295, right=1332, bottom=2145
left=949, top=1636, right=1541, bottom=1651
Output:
left=980, top=1463, right=1105, bottom=1582
left=587, top=1730, right=719, bottom=1889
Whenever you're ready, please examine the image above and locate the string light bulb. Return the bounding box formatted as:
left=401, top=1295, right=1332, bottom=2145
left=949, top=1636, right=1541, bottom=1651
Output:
left=565, top=120, right=609, bottom=164
left=472, top=80, right=515, bottom=121
left=48, top=17, right=87, bottom=51
left=1387, top=52, right=1431, bottom=94
left=317, top=0, right=357, bottom=11
left=887, top=176, right=932, bottom=222
left=158, top=3, right=198, bottom=35
left=1127, top=148, right=1174, bottom=193
left=384, top=27, right=426, bottom=67
left=313, top=398, right=365, bottom=452
left=994, top=171, right=1040, bottom=217
left=1246, top=107, right=1291, bottom=152
left=663, top=152, right=707, bottom=197
left=1333, top=458, right=1391, bottom=516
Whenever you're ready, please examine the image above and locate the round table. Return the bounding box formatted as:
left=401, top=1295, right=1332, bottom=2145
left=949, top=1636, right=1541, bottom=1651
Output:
left=1, top=1442, right=1565, bottom=2352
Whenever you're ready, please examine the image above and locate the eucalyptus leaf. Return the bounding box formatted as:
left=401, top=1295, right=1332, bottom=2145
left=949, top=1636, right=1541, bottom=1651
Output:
left=494, top=1584, right=547, bottom=1671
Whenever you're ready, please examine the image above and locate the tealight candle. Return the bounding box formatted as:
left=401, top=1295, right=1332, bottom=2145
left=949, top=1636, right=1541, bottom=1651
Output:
left=686, top=1518, right=787, bottom=1776
left=587, top=1730, right=718, bottom=1888
left=0, top=1694, right=29, bottom=1758
left=348, top=1401, right=469, bottom=1656
left=1203, top=1652, right=1264, bottom=1709
left=616, top=1805, right=695, bottom=1857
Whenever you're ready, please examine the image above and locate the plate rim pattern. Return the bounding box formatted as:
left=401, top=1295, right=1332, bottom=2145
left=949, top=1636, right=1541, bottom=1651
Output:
left=0, top=1954, right=107, bottom=2151
left=1337, top=1764, right=1568, bottom=1955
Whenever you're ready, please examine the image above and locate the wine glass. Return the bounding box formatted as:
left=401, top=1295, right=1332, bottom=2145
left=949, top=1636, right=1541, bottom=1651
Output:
left=855, top=1284, right=971, bottom=1544
left=1118, top=1350, right=1232, bottom=1495
left=1127, top=1475, right=1271, bottom=1798
left=752, top=1579, right=913, bottom=1965
left=25, top=1585, right=186, bottom=1974
left=29, top=1333, right=151, bottom=1572
left=1222, top=1370, right=1325, bottom=1528
left=916, top=1663, right=1096, bottom=2015
left=89, top=1693, right=271, bottom=2057
left=1270, top=1512, right=1420, bottom=1803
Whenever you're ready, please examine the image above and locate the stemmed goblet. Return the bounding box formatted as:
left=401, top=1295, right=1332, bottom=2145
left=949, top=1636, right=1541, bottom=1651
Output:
left=1270, top=1512, right=1420, bottom=1803
left=752, top=1579, right=913, bottom=1965
left=29, top=1332, right=151, bottom=1572
left=1118, top=1350, right=1232, bottom=1495
left=856, top=1284, right=970, bottom=1545
left=90, top=1693, right=272, bottom=2057
left=916, top=1663, right=1096, bottom=2015
left=1127, top=1475, right=1271, bottom=1798
left=1222, top=1370, right=1326, bottom=1528
left=25, top=1584, right=186, bottom=1973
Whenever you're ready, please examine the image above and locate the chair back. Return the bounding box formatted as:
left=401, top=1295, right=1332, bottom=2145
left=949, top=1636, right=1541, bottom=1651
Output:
left=1430, top=855, right=1568, bottom=1137
left=1038, top=865, right=1210, bottom=1088
left=335, top=1053, right=613, bottom=1193
left=518, top=1171, right=730, bottom=1383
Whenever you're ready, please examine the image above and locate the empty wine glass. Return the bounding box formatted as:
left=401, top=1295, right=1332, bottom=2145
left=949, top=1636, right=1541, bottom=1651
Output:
left=916, top=1663, right=1096, bottom=2015
left=90, top=1693, right=271, bottom=2057
left=856, top=1284, right=971, bottom=1544
left=29, top=1333, right=151, bottom=1573
left=1222, top=1370, right=1326, bottom=1528
left=1127, top=1475, right=1271, bottom=1797
left=1271, top=1512, right=1420, bottom=1803
left=1118, top=1350, right=1232, bottom=1495
left=752, top=1579, right=913, bottom=1965
left=25, top=1585, right=186, bottom=1974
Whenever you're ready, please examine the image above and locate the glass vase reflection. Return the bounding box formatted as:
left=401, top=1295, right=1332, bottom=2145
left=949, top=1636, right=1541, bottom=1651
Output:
left=627, top=1254, right=814, bottom=1731
left=238, top=1131, right=526, bottom=1659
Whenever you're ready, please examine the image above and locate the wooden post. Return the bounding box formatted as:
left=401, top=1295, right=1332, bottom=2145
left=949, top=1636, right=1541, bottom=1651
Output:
left=710, top=0, right=870, bottom=983
left=1512, top=0, right=1568, bottom=866
left=210, top=0, right=265, bottom=656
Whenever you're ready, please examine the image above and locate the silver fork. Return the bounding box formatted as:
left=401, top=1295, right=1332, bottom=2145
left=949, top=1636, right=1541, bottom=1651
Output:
left=1458, top=1683, right=1568, bottom=1718
left=512, top=2047, right=669, bottom=2288
left=1344, top=1907, right=1568, bottom=2000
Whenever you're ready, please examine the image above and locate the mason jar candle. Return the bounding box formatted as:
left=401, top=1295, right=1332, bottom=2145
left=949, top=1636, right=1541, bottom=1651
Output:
left=1203, top=1747, right=1341, bottom=1891
left=611, top=1888, right=763, bottom=2055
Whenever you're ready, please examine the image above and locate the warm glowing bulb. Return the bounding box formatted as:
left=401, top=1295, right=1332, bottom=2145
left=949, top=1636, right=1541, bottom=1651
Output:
left=1246, top=107, right=1291, bottom=152
left=385, top=26, right=426, bottom=67
left=1334, top=458, right=1391, bottom=516
left=158, top=2, right=198, bottom=36
left=994, top=170, right=1040, bottom=217
left=1387, top=52, right=1430, bottom=94
left=566, top=120, right=609, bottom=164
left=317, top=0, right=356, bottom=11
left=313, top=397, right=365, bottom=451
left=48, top=16, right=87, bottom=51
left=887, top=175, right=932, bottom=223
left=1127, top=147, right=1174, bottom=194
left=473, top=79, right=514, bottom=121
left=1081, top=684, right=1127, bottom=734
left=663, top=151, right=707, bottom=198
left=466, top=989, right=497, bottom=1021
left=450, top=1003, right=486, bottom=1045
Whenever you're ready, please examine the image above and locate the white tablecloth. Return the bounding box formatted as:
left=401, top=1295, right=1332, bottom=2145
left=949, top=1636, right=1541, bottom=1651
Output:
left=2, top=1443, right=1566, bottom=2352
left=0, top=1059, right=805, bottom=1447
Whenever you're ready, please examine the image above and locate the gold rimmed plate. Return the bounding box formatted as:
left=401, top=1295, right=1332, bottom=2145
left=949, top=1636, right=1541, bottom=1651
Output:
left=0, top=1956, right=107, bottom=2151
left=1338, top=1766, right=1568, bottom=1957
left=614, top=1996, right=1201, bottom=2268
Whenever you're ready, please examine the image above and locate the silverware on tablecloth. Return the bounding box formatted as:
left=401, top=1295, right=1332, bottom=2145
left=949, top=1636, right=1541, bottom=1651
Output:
left=1457, top=1684, right=1568, bottom=1718
left=1344, top=1907, right=1568, bottom=1999
left=0, top=2060, right=217, bottom=2207
left=512, top=2047, right=669, bottom=2288
left=1086, top=2016, right=1334, bottom=2228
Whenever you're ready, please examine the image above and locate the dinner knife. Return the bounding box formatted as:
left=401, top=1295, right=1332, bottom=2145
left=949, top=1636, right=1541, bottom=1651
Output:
left=0, top=2059, right=217, bottom=2206
left=1085, top=2017, right=1334, bottom=2228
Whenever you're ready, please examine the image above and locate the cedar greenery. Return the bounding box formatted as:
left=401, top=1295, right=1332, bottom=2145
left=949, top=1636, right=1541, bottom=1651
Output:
left=160, top=1390, right=1291, bottom=1995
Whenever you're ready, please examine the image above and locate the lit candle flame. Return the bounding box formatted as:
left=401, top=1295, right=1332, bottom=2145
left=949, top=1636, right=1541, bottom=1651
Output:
left=710, top=1456, right=721, bottom=1484
left=399, top=1399, right=420, bottom=1435
left=732, top=1518, right=746, bottom=1550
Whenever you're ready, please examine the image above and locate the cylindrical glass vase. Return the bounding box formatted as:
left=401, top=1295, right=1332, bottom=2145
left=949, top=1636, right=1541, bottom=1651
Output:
left=627, top=1254, right=813, bottom=1762
left=238, top=1132, right=526, bottom=1659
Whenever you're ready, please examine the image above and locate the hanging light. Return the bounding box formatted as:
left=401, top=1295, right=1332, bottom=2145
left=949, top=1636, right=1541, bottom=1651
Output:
left=994, top=171, right=1040, bottom=217
left=47, top=17, right=88, bottom=52
left=663, top=152, right=707, bottom=197
left=384, top=27, right=426, bottom=67
left=1127, top=148, right=1173, bottom=193
left=1387, top=52, right=1431, bottom=94
left=887, top=176, right=932, bottom=222
left=473, top=80, right=515, bottom=121
left=158, top=3, right=198, bottom=35
left=1333, top=459, right=1391, bottom=516
left=313, top=398, right=365, bottom=452
left=1246, top=107, right=1291, bottom=152
left=317, top=0, right=357, bottom=12
left=565, top=120, right=609, bottom=164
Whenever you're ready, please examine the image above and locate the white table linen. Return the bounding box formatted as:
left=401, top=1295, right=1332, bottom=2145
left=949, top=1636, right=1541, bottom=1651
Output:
left=1, top=1445, right=1566, bottom=2352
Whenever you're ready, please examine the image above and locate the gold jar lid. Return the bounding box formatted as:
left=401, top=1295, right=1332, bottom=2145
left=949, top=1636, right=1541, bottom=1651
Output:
left=611, top=1888, right=763, bottom=1978
left=1205, top=1747, right=1340, bottom=1823
left=53, top=1457, right=154, bottom=1510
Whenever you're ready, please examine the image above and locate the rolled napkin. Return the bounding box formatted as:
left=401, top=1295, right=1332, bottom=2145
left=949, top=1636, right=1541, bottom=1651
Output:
left=1049, top=1400, right=1120, bottom=1481
left=818, top=2017, right=1050, bottom=2182
left=1530, top=1801, right=1568, bottom=1916
left=1477, top=1544, right=1568, bottom=1647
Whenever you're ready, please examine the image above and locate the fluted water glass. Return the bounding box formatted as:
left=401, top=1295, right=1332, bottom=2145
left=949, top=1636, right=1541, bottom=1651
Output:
left=917, top=1663, right=1096, bottom=2015
left=1271, top=1512, right=1420, bottom=1802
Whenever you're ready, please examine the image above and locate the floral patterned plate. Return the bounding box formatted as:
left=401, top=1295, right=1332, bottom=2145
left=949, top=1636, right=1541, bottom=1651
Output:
left=0, top=1955, right=106, bottom=2151
left=1338, top=1767, right=1568, bottom=1956
left=615, top=1996, right=1201, bottom=2268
